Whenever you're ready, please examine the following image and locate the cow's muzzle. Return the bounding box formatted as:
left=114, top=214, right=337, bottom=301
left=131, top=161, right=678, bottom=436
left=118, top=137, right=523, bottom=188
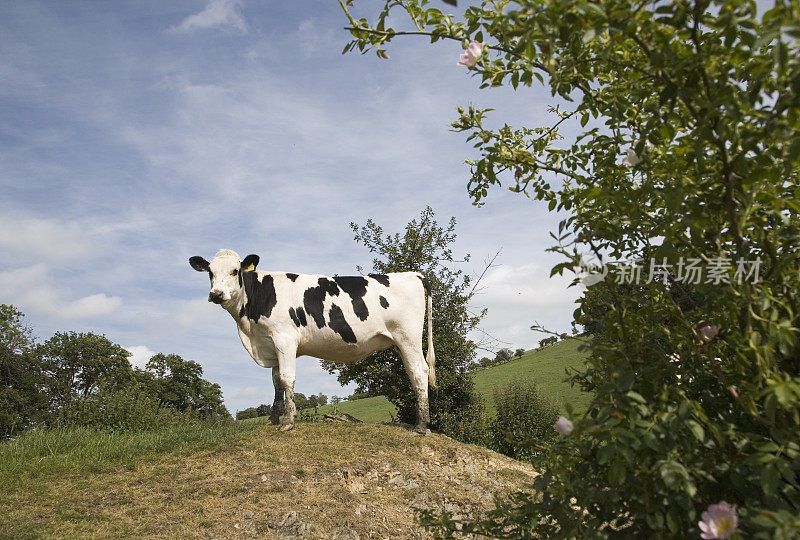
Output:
left=208, top=291, right=225, bottom=304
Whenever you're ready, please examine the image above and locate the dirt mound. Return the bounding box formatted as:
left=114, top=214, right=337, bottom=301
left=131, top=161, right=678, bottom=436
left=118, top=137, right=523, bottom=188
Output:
left=3, top=423, right=537, bottom=539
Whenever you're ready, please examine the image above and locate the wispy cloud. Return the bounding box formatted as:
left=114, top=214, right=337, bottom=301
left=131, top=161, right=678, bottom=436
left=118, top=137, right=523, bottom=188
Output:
left=0, top=215, right=92, bottom=263
left=0, top=265, right=122, bottom=321
left=469, top=262, right=580, bottom=351
left=170, top=0, right=246, bottom=34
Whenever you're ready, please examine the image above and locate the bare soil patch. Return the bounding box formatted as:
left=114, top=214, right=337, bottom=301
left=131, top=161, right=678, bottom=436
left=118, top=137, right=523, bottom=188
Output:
left=1, top=423, right=537, bottom=539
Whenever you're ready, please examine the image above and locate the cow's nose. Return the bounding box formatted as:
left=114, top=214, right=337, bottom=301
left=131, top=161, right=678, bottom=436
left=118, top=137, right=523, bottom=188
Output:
left=208, top=291, right=224, bottom=304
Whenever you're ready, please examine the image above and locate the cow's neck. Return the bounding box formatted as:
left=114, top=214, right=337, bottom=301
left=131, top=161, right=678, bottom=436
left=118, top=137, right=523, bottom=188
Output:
left=222, top=293, right=245, bottom=322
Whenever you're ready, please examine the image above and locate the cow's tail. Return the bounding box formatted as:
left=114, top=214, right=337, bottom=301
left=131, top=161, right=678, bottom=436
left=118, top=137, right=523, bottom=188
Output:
left=423, top=277, right=437, bottom=388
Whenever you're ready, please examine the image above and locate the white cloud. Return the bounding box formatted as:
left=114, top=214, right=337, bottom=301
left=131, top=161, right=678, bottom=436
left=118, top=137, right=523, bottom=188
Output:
left=0, top=215, right=91, bottom=263
left=170, top=0, right=246, bottom=33
left=0, top=264, right=122, bottom=321
left=237, top=386, right=264, bottom=399
left=470, top=262, right=581, bottom=352
left=125, top=344, right=156, bottom=369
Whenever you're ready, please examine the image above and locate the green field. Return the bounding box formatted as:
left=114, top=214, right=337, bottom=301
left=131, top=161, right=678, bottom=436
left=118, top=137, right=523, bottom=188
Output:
left=317, top=337, right=592, bottom=422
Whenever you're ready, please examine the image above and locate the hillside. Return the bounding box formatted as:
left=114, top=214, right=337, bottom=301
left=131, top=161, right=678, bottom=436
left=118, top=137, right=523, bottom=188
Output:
left=319, top=337, right=592, bottom=422
left=0, top=421, right=537, bottom=539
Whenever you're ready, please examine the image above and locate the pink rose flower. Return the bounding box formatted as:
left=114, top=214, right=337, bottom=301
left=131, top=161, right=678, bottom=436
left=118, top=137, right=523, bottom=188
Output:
left=698, top=501, right=738, bottom=539
left=458, top=40, right=484, bottom=67
left=623, top=148, right=641, bottom=167
left=697, top=321, right=721, bottom=343
left=554, top=416, right=573, bottom=435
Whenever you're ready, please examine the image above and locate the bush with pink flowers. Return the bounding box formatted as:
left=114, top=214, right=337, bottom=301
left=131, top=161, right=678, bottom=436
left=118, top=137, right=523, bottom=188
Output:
left=338, top=0, right=800, bottom=537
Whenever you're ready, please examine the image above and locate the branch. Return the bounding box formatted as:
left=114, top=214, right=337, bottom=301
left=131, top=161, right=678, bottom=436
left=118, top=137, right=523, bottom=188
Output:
left=466, top=248, right=502, bottom=299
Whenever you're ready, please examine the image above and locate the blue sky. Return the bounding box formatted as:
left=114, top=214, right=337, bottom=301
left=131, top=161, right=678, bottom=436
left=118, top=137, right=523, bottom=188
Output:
left=0, top=0, right=582, bottom=413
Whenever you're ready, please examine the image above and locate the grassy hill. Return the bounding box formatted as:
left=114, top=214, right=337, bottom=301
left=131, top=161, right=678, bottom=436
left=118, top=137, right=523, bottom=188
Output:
left=0, top=420, right=537, bottom=539
left=318, top=337, right=592, bottom=422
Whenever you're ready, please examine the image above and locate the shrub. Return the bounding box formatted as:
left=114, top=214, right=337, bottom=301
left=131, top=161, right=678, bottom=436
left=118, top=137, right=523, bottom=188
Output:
left=490, top=380, right=559, bottom=461
left=338, top=0, right=800, bottom=537
left=62, top=383, right=186, bottom=432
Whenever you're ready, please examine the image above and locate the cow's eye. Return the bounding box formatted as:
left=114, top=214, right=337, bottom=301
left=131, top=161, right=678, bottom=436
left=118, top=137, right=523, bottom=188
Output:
left=231, top=269, right=239, bottom=276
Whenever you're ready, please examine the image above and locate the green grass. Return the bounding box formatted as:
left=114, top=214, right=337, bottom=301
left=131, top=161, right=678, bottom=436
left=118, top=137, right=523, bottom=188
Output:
left=473, top=338, right=592, bottom=415
left=316, top=395, right=398, bottom=422
left=315, top=337, right=592, bottom=423
left=0, top=419, right=263, bottom=488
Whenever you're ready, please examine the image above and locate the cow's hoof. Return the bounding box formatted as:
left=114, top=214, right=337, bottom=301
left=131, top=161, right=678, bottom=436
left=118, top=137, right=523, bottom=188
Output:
left=279, top=423, right=295, bottom=432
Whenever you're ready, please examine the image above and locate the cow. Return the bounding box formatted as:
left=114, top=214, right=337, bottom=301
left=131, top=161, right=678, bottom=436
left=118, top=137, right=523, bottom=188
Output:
left=189, top=249, right=436, bottom=433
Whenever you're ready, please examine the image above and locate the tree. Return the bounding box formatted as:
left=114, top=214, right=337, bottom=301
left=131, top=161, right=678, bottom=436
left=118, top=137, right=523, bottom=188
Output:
left=338, top=0, right=800, bottom=537
left=323, top=207, right=489, bottom=443
left=256, top=403, right=272, bottom=417
left=513, top=348, right=526, bottom=358
left=0, top=305, right=47, bottom=438
left=538, top=336, right=558, bottom=348
left=144, top=354, right=229, bottom=419
left=236, top=407, right=258, bottom=420
left=493, top=348, right=513, bottom=364
left=38, top=331, right=132, bottom=420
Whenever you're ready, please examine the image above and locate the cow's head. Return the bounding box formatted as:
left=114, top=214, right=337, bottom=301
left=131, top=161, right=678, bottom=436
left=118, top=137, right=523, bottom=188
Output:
left=189, top=249, right=259, bottom=306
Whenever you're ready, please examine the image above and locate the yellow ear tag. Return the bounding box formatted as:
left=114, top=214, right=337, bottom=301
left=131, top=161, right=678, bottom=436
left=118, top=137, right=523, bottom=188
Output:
left=245, top=264, right=255, bottom=272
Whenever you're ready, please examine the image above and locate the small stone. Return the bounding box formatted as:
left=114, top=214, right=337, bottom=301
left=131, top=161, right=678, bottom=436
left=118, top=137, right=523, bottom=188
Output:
left=279, top=511, right=298, bottom=527
left=260, top=474, right=268, bottom=482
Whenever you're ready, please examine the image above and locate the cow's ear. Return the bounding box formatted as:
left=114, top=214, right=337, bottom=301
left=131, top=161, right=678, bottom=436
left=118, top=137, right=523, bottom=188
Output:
left=189, top=256, right=210, bottom=272
left=241, top=254, right=259, bottom=272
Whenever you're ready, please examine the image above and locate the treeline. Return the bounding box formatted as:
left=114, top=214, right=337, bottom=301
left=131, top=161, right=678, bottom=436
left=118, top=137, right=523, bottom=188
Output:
left=468, top=347, right=526, bottom=371
left=236, top=393, right=328, bottom=420
left=1, top=304, right=229, bottom=439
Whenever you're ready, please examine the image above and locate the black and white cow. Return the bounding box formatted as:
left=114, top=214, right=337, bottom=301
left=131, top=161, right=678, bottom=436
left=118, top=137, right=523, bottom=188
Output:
left=189, top=249, right=436, bottom=433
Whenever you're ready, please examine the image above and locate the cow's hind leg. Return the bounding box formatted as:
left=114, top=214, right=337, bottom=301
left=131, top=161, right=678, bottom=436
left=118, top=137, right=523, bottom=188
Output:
left=395, top=340, right=430, bottom=434
left=269, top=367, right=284, bottom=425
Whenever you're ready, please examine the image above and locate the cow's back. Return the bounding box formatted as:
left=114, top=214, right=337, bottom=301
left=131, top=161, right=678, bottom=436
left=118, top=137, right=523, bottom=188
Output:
left=256, top=270, right=426, bottom=364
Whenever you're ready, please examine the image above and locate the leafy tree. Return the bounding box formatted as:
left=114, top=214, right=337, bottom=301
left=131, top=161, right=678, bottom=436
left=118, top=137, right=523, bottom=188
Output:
left=38, top=331, right=132, bottom=420
left=144, top=354, right=229, bottom=419
left=513, top=348, right=526, bottom=358
left=323, top=207, right=489, bottom=443
left=236, top=407, right=259, bottom=420
left=494, top=348, right=513, bottom=363
left=256, top=403, right=272, bottom=417
left=0, top=305, right=47, bottom=438
left=538, top=336, right=558, bottom=348
left=339, top=0, right=800, bottom=537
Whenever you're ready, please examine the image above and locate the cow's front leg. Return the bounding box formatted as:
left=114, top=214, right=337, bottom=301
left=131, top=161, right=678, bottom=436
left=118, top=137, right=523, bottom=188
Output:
left=269, top=367, right=284, bottom=425
left=275, top=342, right=298, bottom=431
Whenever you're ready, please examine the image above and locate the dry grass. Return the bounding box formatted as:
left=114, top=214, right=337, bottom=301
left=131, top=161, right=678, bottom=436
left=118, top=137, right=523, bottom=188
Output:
left=0, top=422, right=537, bottom=539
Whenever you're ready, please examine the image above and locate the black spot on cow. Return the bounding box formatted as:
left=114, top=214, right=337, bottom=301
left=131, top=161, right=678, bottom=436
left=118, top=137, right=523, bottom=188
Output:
left=288, top=306, right=307, bottom=327
left=333, top=276, right=370, bottom=321
left=241, top=272, right=277, bottom=322
left=369, top=274, right=390, bottom=287
left=286, top=273, right=299, bottom=282
left=295, top=306, right=307, bottom=326
left=418, top=275, right=431, bottom=296
left=303, top=277, right=341, bottom=329
left=379, top=295, right=389, bottom=309
left=328, top=304, right=357, bottom=343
